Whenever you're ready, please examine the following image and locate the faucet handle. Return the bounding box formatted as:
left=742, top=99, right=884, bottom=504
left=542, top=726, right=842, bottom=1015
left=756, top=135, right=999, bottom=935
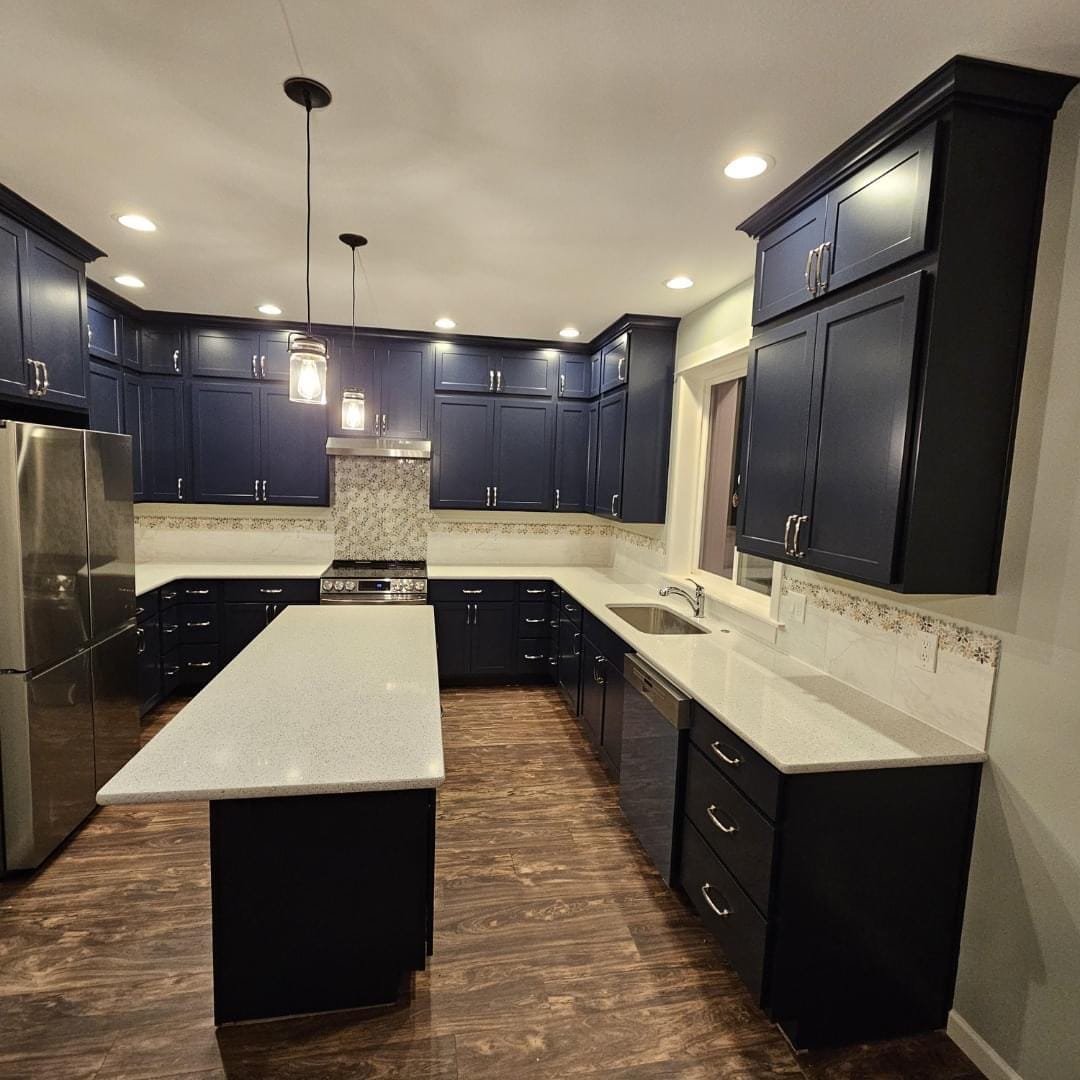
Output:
left=687, top=578, right=704, bottom=593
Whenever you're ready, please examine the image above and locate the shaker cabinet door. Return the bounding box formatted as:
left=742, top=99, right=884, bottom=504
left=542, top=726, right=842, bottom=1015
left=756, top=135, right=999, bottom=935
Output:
left=470, top=602, right=516, bottom=675
left=492, top=400, right=554, bottom=510
left=434, top=343, right=494, bottom=394
left=141, top=328, right=184, bottom=375
left=752, top=196, right=827, bottom=325
left=260, top=386, right=329, bottom=505
left=553, top=401, right=593, bottom=512
left=431, top=396, right=494, bottom=509
left=190, top=328, right=262, bottom=379
left=124, top=375, right=146, bottom=501
left=88, top=360, right=124, bottom=433
left=190, top=381, right=260, bottom=502
left=433, top=603, right=471, bottom=680
left=380, top=342, right=431, bottom=438
left=594, top=391, right=627, bottom=519
left=0, top=212, right=29, bottom=398
left=330, top=337, right=378, bottom=435
left=497, top=349, right=556, bottom=397
left=144, top=378, right=188, bottom=502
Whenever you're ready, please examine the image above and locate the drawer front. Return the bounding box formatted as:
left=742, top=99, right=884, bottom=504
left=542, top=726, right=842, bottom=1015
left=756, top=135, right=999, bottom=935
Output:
left=582, top=610, right=629, bottom=665
left=690, top=703, right=781, bottom=821
left=135, top=591, right=159, bottom=623
left=518, top=602, right=550, bottom=637
left=517, top=642, right=551, bottom=676
left=179, top=603, right=219, bottom=643
left=179, top=643, right=220, bottom=682
left=517, top=580, right=553, bottom=602
left=160, top=608, right=182, bottom=650
left=159, top=583, right=183, bottom=609
left=560, top=594, right=584, bottom=626
left=428, top=580, right=516, bottom=604
left=177, top=580, right=221, bottom=604
left=679, top=819, right=769, bottom=1001
left=162, top=655, right=183, bottom=696
left=223, top=579, right=318, bottom=604
left=684, top=743, right=776, bottom=913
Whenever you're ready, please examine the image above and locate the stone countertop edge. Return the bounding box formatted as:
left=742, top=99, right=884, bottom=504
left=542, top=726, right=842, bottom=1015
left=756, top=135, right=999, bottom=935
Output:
left=135, top=561, right=330, bottom=594
left=427, top=564, right=989, bottom=775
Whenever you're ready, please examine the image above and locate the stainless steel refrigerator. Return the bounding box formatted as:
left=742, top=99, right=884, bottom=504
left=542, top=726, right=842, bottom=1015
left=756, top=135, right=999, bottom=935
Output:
left=0, top=421, right=139, bottom=872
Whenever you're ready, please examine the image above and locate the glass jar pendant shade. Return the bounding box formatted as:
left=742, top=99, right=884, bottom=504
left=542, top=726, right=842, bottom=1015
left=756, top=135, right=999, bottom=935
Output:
left=288, top=332, right=328, bottom=404
left=341, top=387, right=365, bottom=430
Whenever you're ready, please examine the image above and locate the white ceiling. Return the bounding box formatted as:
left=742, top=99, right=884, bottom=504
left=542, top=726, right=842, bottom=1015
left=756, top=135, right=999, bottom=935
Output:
left=2, top=1, right=1079, bottom=341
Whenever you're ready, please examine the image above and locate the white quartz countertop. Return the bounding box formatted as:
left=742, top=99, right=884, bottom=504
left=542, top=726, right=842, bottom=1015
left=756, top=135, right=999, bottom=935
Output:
left=136, top=561, right=328, bottom=594
left=428, top=564, right=987, bottom=775
left=98, top=606, right=444, bottom=804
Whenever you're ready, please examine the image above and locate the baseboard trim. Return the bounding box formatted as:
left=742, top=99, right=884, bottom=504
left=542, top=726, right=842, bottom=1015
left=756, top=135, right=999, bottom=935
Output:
left=948, top=1010, right=1023, bottom=1080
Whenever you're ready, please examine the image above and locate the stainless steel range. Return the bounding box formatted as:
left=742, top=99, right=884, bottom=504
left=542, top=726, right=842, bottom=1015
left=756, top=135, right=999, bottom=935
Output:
left=319, top=560, right=428, bottom=604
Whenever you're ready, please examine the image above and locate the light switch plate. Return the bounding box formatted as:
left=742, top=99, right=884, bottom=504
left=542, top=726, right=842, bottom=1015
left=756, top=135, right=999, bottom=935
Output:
left=788, top=593, right=807, bottom=623
left=916, top=630, right=939, bottom=673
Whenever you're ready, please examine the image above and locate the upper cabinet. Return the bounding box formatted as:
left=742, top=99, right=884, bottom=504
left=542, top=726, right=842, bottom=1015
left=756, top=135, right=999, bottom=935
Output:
left=328, top=335, right=432, bottom=438
left=558, top=353, right=595, bottom=399
left=433, top=343, right=494, bottom=394
left=495, top=348, right=557, bottom=397
left=141, top=326, right=184, bottom=376
left=189, top=325, right=297, bottom=381
left=87, top=296, right=121, bottom=364
left=434, top=341, right=557, bottom=398
left=737, top=56, right=1078, bottom=593
left=598, top=334, right=629, bottom=394
left=0, top=211, right=29, bottom=399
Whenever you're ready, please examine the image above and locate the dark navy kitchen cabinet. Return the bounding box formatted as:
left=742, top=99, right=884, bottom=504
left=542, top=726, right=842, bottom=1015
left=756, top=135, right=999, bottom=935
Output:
left=261, top=386, right=328, bottom=505
left=736, top=314, right=817, bottom=562
left=433, top=603, right=471, bottom=679
left=430, top=395, right=494, bottom=509
left=435, top=342, right=555, bottom=398
left=330, top=337, right=377, bottom=434
left=492, top=400, right=554, bottom=510
left=0, top=211, right=28, bottom=399
left=558, top=353, right=593, bottom=399
left=122, top=318, right=141, bottom=369
left=136, top=615, right=162, bottom=715
left=380, top=342, right=432, bottom=438
left=470, top=602, right=516, bottom=675
left=87, top=296, right=121, bottom=363
left=191, top=327, right=262, bottom=379
left=141, top=326, right=184, bottom=375
left=258, top=329, right=293, bottom=380
left=598, top=334, right=629, bottom=394
left=594, top=390, right=626, bottom=520
left=88, top=360, right=124, bottom=433
left=554, top=401, right=594, bottom=512
left=496, top=348, right=557, bottom=397
left=752, top=196, right=827, bottom=325
left=434, top=343, right=494, bottom=394
left=124, top=375, right=146, bottom=500
left=143, top=377, right=188, bottom=502
left=190, top=381, right=260, bottom=503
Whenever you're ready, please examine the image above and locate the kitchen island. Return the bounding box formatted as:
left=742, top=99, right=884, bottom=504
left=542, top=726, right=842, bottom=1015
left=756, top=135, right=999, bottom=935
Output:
left=98, top=605, right=444, bottom=1024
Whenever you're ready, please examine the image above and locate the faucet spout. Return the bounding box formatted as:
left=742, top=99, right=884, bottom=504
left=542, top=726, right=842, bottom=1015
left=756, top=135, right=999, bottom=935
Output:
left=658, top=579, right=706, bottom=619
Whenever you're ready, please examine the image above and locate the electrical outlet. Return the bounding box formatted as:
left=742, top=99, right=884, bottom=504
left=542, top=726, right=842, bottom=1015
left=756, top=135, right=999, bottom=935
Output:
left=788, top=593, right=807, bottom=623
left=916, top=630, right=939, bottom=673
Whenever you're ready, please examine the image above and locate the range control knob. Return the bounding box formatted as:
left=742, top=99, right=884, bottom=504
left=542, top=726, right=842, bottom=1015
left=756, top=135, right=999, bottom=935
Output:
left=322, top=580, right=333, bottom=591
left=334, top=580, right=346, bottom=592
left=344, top=580, right=356, bottom=591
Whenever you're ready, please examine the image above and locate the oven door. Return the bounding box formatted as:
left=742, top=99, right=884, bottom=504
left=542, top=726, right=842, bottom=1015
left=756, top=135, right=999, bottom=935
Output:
left=318, top=593, right=428, bottom=605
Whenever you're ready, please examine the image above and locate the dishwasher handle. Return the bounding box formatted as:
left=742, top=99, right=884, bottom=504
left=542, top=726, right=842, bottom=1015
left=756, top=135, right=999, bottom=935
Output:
left=624, top=653, right=690, bottom=729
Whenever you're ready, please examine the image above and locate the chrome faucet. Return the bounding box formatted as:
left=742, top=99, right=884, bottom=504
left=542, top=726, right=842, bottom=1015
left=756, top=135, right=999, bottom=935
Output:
left=659, top=579, right=706, bottom=619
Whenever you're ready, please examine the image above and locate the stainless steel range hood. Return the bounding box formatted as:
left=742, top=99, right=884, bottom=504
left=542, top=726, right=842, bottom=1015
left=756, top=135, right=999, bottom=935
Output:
left=325, top=436, right=431, bottom=460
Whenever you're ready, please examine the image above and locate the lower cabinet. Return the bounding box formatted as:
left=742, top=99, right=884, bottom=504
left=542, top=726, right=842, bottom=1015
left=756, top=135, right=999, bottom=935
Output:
left=580, top=611, right=629, bottom=779
left=432, top=599, right=515, bottom=679
left=135, top=612, right=161, bottom=715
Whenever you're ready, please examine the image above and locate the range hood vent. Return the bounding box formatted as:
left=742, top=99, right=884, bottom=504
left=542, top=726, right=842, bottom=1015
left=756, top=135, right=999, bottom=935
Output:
left=325, top=436, right=431, bottom=460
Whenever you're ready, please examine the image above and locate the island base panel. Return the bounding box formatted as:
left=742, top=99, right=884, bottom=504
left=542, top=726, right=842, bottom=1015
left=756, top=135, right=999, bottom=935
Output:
left=209, top=789, right=436, bottom=1025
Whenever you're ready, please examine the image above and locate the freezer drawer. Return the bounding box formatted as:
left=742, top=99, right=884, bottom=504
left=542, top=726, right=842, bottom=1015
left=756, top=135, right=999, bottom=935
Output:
left=0, top=651, right=96, bottom=872
left=91, top=626, right=139, bottom=789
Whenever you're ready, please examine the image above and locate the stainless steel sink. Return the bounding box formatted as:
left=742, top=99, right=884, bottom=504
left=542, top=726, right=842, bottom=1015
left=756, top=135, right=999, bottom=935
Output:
left=607, top=604, right=710, bottom=635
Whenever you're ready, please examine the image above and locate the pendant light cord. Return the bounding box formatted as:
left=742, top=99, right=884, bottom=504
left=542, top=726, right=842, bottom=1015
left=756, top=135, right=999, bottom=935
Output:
left=351, top=246, right=357, bottom=350
left=305, top=100, right=312, bottom=334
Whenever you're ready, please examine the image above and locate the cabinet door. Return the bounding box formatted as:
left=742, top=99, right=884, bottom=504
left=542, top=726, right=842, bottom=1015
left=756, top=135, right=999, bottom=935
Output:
left=554, top=401, right=592, bottom=512
left=433, top=603, right=470, bottom=679
left=24, top=232, right=88, bottom=408
left=498, top=349, right=556, bottom=397
left=589, top=350, right=602, bottom=396
left=584, top=401, right=599, bottom=513
left=258, top=329, right=295, bottom=381
left=736, top=314, right=817, bottom=561
left=380, top=342, right=431, bottom=438
left=136, top=616, right=162, bottom=716
left=222, top=603, right=272, bottom=663
left=600, top=664, right=625, bottom=779
left=594, top=391, right=627, bottom=519
left=0, top=212, right=29, bottom=398
left=261, top=386, right=329, bottom=505
left=431, top=395, right=494, bottom=509
left=143, top=378, right=188, bottom=502
left=752, top=195, right=827, bottom=325
left=191, top=327, right=261, bottom=379
left=799, top=273, right=923, bottom=585
left=822, top=125, right=935, bottom=295
left=470, top=602, right=515, bottom=675
left=558, top=354, right=593, bottom=399
left=141, top=327, right=184, bottom=375
left=329, top=336, right=378, bottom=435
left=580, top=645, right=606, bottom=749
left=191, top=381, right=260, bottom=502
left=124, top=375, right=146, bottom=500
left=599, top=334, right=629, bottom=394
left=556, top=616, right=582, bottom=715
left=434, top=343, right=494, bottom=394
left=87, top=297, right=121, bottom=363
left=88, top=361, right=124, bottom=433
left=122, top=318, right=141, bottom=369
left=492, top=400, right=554, bottom=510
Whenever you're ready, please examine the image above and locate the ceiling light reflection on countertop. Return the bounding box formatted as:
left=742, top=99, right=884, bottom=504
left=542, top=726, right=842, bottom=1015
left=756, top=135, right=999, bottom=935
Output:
left=115, top=213, right=157, bottom=232
left=723, top=154, right=772, bottom=179
left=434, top=317, right=456, bottom=330
left=113, top=274, right=145, bottom=288
left=665, top=275, right=694, bottom=290
left=258, top=303, right=283, bottom=316
left=559, top=326, right=580, bottom=338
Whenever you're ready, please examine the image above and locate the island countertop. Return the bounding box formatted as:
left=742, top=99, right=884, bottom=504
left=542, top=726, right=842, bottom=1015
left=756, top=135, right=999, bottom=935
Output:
left=98, top=606, right=444, bottom=804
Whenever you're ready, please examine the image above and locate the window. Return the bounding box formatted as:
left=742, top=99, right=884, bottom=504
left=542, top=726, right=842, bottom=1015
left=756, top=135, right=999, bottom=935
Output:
left=698, top=377, right=772, bottom=597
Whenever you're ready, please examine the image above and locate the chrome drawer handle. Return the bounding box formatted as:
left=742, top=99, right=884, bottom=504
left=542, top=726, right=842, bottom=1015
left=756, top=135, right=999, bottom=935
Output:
left=524, top=653, right=544, bottom=661
left=164, top=665, right=179, bottom=677
left=162, top=591, right=178, bottom=601
left=525, top=618, right=544, bottom=624
left=187, top=660, right=213, bottom=669
left=706, top=805, right=738, bottom=835
left=186, top=588, right=210, bottom=596
left=461, top=589, right=483, bottom=595
left=135, top=606, right=145, bottom=617
left=162, top=625, right=178, bottom=634
left=185, top=620, right=212, bottom=628
left=525, top=588, right=546, bottom=595
left=259, top=588, right=284, bottom=595
left=710, top=741, right=742, bottom=767
left=700, top=883, right=731, bottom=918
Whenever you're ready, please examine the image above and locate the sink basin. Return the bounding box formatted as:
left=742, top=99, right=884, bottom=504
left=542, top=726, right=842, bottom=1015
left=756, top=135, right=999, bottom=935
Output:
left=607, top=604, right=710, bottom=635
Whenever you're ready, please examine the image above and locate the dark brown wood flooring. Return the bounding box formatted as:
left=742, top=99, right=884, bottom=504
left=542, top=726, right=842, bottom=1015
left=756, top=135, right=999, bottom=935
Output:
left=0, top=686, right=982, bottom=1079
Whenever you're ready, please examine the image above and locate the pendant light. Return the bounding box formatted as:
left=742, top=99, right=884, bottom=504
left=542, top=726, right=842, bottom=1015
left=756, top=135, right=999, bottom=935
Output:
left=339, top=232, right=369, bottom=431
left=284, top=75, right=331, bottom=405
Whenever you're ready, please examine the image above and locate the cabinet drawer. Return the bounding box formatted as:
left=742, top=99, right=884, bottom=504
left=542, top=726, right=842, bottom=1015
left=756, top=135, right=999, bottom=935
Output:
left=428, top=580, right=515, bottom=603
left=517, top=643, right=550, bottom=676
left=177, top=580, right=221, bottom=603
left=684, top=743, right=776, bottom=913
left=135, top=591, right=159, bottom=622
left=159, top=583, right=183, bottom=608
left=679, top=820, right=769, bottom=1001
left=690, top=703, right=781, bottom=821
left=162, top=656, right=183, bottom=696
left=179, top=643, right=220, bottom=682
left=518, top=602, right=550, bottom=637
left=560, top=595, right=583, bottom=626
left=179, top=603, right=218, bottom=643
left=223, top=579, right=318, bottom=604
left=159, top=609, right=181, bottom=650
left=517, top=580, right=553, bottom=601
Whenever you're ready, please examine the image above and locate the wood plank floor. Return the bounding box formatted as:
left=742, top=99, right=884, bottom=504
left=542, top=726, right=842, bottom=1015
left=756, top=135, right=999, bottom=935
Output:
left=0, top=686, right=982, bottom=1079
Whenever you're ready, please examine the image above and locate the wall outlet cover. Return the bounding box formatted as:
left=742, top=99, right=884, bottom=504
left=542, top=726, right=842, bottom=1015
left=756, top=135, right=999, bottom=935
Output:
left=916, top=630, right=939, bottom=673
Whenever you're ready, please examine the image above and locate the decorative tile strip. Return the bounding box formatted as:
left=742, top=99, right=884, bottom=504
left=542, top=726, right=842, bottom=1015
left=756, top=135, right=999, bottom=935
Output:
left=137, top=516, right=331, bottom=532
left=783, top=575, right=1000, bottom=667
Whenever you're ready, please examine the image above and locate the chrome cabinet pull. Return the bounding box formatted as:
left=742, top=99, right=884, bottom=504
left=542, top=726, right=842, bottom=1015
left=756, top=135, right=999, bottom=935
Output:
left=611, top=492, right=620, bottom=518
left=705, top=805, right=738, bottom=835
left=136, top=627, right=145, bottom=655
left=260, top=354, right=266, bottom=378
left=783, top=513, right=796, bottom=555
left=39, top=361, right=49, bottom=394
left=485, top=485, right=491, bottom=508
left=496, top=370, right=503, bottom=392
left=261, top=479, right=268, bottom=502
left=710, top=741, right=742, bottom=767
left=461, top=589, right=483, bottom=595
left=162, top=624, right=177, bottom=635
left=172, top=348, right=181, bottom=374
left=617, top=355, right=625, bottom=382
left=489, top=369, right=495, bottom=391
left=381, top=413, right=388, bottom=434
left=573, top=631, right=581, bottom=656
left=816, top=241, right=831, bottom=293
left=252, top=354, right=258, bottom=377
left=185, top=620, right=212, bottom=628
left=554, top=487, right=560, bottom=510
left=187, top=660, right=213, bottom=669
left=804, top=247, right=816, bottom=294
left=259, top=587, right=284, bottom=595
left=524, top=653, right=544, bottom=661
left=525, top=617, right=544, bottom=624
left=254, top=480, right=260, bottom=501
left=793, top=514, right=807, bottom=558
left=700, top=883, right=732, bottom=918
left=559, top=373, right=565, bottom=394
left=162, top=591, right=178, bottom=602
left=164, top=665, right=180, bottom=677
left=185, top=588, right=210, bottom=596
left=26, top=359, right=40, bottom=395
left=525, top=588, right=546, bottom=595
left=492, top=485, right=498, bottom=508
left=177, top=476, right=184, bottom=501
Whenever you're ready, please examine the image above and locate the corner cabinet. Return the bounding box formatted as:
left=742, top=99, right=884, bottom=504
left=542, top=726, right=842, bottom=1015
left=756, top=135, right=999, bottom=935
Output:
left=736, top=56, right=1078, bottom=594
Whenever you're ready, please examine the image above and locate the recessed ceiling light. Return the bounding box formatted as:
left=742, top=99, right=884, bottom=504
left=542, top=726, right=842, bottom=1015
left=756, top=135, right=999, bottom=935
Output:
left=115, top=213, right=157, bottom=232
left=723, top=154, right=772, bottom=180
left=559, top=326, right=580, bottom=339
left=665, top=275, right=695, bottom=290
left=257, top=303, right=283, bottom=316
left=434, top=317, right=456, bottom=330
left=113, top=274, right=145, bottom=288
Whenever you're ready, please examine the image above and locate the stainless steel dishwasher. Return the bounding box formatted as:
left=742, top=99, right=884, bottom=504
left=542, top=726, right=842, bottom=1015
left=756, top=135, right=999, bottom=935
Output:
left=618, top=654, right=690, bottom=885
